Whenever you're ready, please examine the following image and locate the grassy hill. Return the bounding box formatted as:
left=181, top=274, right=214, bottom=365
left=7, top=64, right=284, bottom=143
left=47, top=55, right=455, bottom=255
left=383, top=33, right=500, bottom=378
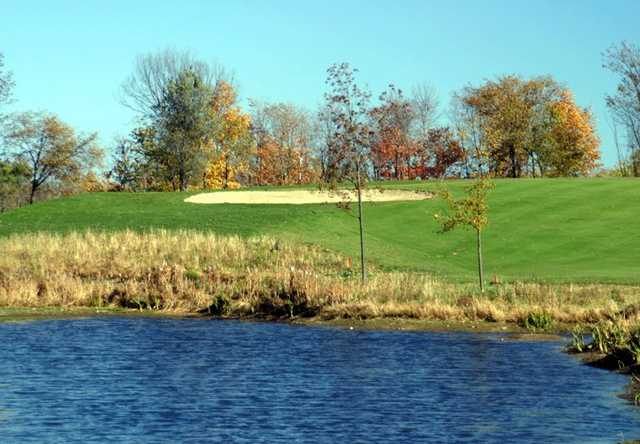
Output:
left=1, top=178, right=638, bottom=284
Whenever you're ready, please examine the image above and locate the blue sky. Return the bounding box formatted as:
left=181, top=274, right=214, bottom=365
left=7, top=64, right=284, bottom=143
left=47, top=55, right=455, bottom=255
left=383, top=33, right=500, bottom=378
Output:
left=2, top=0, right=639, bottom=167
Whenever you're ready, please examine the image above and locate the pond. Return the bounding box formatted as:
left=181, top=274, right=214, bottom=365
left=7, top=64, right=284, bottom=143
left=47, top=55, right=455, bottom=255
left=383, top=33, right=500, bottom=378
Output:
left=0, top=317, right=638, bottom=443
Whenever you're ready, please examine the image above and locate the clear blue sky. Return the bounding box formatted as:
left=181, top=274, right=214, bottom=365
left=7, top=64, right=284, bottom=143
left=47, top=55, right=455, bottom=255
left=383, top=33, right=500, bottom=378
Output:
left=2, top=0, right=639, bottom=167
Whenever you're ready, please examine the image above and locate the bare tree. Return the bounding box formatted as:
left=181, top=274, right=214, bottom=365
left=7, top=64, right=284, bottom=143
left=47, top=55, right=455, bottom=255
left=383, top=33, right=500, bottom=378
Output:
left=120, top=48, right=230, bottom=119
left=607, top=113, right=630, bottom=176
left=0, top=52, right=14, bottom=111
left=604, top=42, right=640, bottom=176
left=323, top=63, right=372, bottom=283
left=411, top=82, right=440, bottom=139
left=450, top=90, right=486, bottom=177
left=312, top=103, right=334, bottom=180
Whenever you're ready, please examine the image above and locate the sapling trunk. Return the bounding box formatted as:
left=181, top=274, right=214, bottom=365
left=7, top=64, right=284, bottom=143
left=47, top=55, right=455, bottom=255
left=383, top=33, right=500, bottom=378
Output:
left=476, top=227, right=484, bottom=292
left=356, top=167, right=366, bottom=283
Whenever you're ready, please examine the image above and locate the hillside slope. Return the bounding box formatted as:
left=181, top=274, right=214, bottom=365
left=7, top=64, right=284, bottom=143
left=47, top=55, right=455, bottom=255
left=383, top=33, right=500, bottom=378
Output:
left=1, top=178, right=638, bottom=283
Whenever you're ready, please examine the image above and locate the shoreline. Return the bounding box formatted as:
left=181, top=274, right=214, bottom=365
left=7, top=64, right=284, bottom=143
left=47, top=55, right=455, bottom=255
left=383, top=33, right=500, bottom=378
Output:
left=0, top=307, right=202, bottom=324
left=0, top=306, right=567, bottom=338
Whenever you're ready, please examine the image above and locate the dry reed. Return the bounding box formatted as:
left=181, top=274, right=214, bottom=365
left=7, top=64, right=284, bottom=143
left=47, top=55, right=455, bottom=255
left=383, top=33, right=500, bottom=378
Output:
left=1, top=230, right=638, bottom=326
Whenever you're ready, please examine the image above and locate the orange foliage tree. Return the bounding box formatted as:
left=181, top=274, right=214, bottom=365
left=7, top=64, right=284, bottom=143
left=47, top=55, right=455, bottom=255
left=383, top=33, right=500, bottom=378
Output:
left=203, top=81, right=253, bottom=189
left=416, top=127, right=466, bottom=178
left=250, top=101, right=318, bottom=185
left=370, top=85, right=416, bottom=179
left=544, top=90, right=600, bottom=176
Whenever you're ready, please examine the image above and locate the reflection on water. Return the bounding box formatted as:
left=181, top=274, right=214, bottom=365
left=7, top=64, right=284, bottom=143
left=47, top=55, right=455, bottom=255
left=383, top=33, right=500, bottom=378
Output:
left=0, top=317, right=638, bottom=443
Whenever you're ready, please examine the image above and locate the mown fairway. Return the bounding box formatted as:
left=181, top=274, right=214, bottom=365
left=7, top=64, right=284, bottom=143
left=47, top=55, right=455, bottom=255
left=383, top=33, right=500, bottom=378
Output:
left=1, top=178, right=638, bottom=283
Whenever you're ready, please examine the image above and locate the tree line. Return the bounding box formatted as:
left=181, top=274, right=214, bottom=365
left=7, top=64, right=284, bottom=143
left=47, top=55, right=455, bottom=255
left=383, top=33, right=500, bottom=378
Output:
left=0, top=42, right=639, bottom=209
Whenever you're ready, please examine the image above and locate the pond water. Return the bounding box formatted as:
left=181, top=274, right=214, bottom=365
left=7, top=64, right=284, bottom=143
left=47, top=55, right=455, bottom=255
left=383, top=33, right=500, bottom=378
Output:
left=0, top=317, right=639, bottom=443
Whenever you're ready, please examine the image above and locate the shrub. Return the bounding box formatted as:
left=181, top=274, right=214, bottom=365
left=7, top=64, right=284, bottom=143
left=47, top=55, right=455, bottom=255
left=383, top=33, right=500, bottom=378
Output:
left=209, top=293, right=231, bottom=316
left=521, top=312, right=553, bottom=332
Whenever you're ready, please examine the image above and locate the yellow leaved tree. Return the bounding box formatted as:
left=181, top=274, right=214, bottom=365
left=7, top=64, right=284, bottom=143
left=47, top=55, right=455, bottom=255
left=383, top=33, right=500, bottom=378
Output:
left=203, top=81, right=253, bottom=189
left=545, top=90, right=600, bottom=176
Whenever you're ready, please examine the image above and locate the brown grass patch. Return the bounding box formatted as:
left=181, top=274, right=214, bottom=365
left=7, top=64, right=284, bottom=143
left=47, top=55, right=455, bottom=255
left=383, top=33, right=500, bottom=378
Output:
left=1, top=230, right=639, bottom=327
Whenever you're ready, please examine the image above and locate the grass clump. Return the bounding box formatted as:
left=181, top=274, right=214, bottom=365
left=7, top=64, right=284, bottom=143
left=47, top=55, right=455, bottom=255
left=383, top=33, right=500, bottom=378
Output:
left=521, top=312, right=553, bottom=332
left=569, top=320, right=640, bottom=406
left=569, top=320, right=640, bottom=366
left=207, top=294, right=231, bottom=316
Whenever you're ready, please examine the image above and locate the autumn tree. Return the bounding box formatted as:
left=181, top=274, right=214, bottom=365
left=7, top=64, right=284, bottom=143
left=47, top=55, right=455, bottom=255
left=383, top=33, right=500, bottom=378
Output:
left=465, top=76, right=541, bottom=177
left=214, top=83, right=254, bottom=188
left=120, top=49, right=237, bottom=191
left=203, top=111, right=252, bottom=190
left=419, top=127, right=466, bottom=178
left=250, top=131, right=280, bottom=185
left=250, top=101, right=318, bottom=185
left=323, top=63, right=372, bottom=282
left=436, top=177, right=494, bottom=292
left=370, top=85, right=415, bottom=180
left=203, top=80, right=253, bottom=189
left=456, top=76, right=599, bottom=178
left=604, top=42, right=640, bottom=176
left=544, top=91, right=600, bottom=176
left=5, top=112, right=102, bottom=203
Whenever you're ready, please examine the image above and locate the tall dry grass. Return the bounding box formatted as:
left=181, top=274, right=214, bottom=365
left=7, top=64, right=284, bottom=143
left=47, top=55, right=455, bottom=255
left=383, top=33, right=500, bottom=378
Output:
left=1, top=230, right=639, bottom=325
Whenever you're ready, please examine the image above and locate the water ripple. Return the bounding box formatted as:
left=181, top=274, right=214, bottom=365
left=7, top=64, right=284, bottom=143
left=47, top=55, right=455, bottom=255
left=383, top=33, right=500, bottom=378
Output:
left=0, top=318, right=638, bottom=443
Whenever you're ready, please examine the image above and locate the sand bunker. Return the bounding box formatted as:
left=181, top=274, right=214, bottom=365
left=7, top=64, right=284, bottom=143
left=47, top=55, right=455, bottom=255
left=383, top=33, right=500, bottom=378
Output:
left=185, top=189, right=432, bottom=205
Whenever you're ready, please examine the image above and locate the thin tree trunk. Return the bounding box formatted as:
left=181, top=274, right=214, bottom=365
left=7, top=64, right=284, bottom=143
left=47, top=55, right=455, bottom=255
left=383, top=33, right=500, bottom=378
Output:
left=395, top=150, right=400, bottom=180
left=29, top=182, right=37, bottom=205
left=180, top=174, right=187, bottom=192
left=537, top=158, right=546, bottom=177
left=178, top=163, right=187, bottom=191
left=224, top=158, right=229, bottom=189
left=530, top=155, right=536, bottom=178
left=464, top=154, right=471, bottom=179
left=475, top=147, right=484, bottom=179
left=509, top=144, right=517, bottom=178
left=356, top=164, right=366, bottom=283
left=476, top=228, right=484, bottom=293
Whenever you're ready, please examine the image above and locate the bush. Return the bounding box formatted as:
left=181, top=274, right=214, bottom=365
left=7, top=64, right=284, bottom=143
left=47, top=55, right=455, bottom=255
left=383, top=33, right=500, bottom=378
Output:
left=209, top=293, right=231, bottom=316
left=521, top=312, right=553, bottom=332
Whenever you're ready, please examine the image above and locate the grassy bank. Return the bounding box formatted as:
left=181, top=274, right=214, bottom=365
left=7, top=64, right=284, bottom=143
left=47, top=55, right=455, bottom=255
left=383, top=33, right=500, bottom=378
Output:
left=1, top=178, right=638, bottom=283
left=2, top=230, right=639, bottom=329
left=569, top=320, right=640, bottom=407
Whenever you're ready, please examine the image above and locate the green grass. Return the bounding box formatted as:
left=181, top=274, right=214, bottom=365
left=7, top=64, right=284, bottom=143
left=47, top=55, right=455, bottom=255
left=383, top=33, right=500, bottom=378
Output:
left=1, top=177, right=638, bottom=283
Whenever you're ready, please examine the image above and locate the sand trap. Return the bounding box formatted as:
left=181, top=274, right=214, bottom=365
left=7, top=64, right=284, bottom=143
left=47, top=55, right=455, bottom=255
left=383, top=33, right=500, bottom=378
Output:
left=185, top=189, right=432, bottom=205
